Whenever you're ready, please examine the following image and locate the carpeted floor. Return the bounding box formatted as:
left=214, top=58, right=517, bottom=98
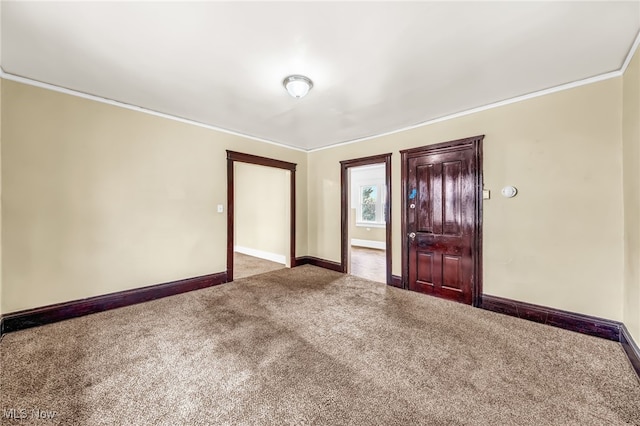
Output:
left=1, top=265, right=639, bottom=425
left=233, top=252, right=286, bottom=279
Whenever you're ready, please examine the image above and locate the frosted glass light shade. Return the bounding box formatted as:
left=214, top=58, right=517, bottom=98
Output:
left=283, top=75, right=313, bottom=98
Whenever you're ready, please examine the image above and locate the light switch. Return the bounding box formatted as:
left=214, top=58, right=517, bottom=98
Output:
left=217, top=204, right=224, bottom=213
left=483, top=190, right=490, bottom=200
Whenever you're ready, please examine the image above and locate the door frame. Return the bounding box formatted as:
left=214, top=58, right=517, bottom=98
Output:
left=400, top=136, right=484, bottom=306
left=340, top=153, right=392, bottom=285
left=226, top=151, right=297, bottom=282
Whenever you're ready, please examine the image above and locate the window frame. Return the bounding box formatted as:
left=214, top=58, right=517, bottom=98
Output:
left=356, top=183, right=385, bottom=228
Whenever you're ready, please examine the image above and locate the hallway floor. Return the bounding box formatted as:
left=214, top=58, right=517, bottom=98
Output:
left=350, top=246, right=386, bottom=283
left=234, top=252, right=286, bottom=280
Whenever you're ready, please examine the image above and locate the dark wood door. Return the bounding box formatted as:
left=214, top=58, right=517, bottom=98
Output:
left=402, top=137, right=482, bottom=305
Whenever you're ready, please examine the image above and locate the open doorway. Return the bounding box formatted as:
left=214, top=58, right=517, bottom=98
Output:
left=226, top=151, right=297, bottom=282
left=340, top=154, right=392, bottom=285
left=233, top=162, right=290, bottom=279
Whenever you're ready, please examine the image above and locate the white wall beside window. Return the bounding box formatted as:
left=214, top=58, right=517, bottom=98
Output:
left=350, top=164, right=385, bottom=227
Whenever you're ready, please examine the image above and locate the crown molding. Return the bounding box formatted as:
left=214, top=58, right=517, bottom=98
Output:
left=311, top=30, right=640, bottom=153
left=0, top=69, right=307, bottom=153
left=308, top=70, right=622, bottom=153
left=2, top=28, right=638, bottom=156
left=621, top=29, right=640, bottom=75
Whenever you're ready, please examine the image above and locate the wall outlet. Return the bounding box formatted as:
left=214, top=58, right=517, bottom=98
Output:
left=217, top=204, right=224, bottom=213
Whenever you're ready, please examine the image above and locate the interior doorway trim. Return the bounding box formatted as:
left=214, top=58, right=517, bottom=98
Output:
left=226, top=151, right=297, bottom=282
left=340, top=153, right=393, bottom=285
left=400, top=135, right=483, bottom=306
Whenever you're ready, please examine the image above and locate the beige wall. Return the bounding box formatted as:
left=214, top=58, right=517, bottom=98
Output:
left=1, top=80, right=307, bottom=313
left=0, top=78, right=3, bottom=315
left=0, top=67, right=633, bottom=327
left=350, top=207, right=386, bottom=242
left=308, top=78, right=624, bottom=321
left=623, top=47, right=640, bottom=343
left=234, top=162, right=290, bottom=263
left=350, top=217, right=386, bottom=242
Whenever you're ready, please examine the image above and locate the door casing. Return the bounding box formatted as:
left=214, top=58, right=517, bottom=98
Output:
left=400, top=136, right=484, bottom=306
left=340, top=153, right=392, bottom=285
left=226, top=151, right=297, bottom=282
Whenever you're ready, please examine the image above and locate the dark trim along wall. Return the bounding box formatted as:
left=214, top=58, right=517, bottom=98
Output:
left=480, top=294, right=620, bottom=340
left=0, top=272, right=227, bottom=336
left=295, top=262, right=640, bottom=379
left=1, top=262, right=638, bottom=380
left=621, top=325, right=640, bottom=378
left=295, top=256, right=343, bottom=272
left=390, top=275, right=403, bottom=288
left=480, top=294, right=639, bottom=378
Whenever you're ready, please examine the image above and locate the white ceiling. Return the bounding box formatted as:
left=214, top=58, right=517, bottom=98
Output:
left=2, top=1, right=639, bottom=151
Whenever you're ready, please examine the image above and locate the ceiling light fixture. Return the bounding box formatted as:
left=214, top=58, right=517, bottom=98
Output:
left=283, top=75, right=313, bottom=99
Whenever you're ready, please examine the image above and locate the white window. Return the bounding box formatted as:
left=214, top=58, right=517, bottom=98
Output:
left=357, top=184, right=385, bottom=226
left=351, top=164, right=386, bottom=228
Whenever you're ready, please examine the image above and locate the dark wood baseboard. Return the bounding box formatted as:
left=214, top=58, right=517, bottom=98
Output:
left=296, top=256, right=399, bottom=287
left=1, top=271, right=228, bottom=336
left=621, top=324, right=640, bottom=379
left=480, top=294, right=620, bottom=341
left=295, top=256, right=343, bottom=272
left=390, top=275, right=403, bottom=288
left=3, top=268, right=638, bottom=380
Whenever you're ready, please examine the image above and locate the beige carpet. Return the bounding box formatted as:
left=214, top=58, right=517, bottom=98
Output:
left=1, top=265, right=639, bottom=425
left=233, top=252, right=286, bottom=279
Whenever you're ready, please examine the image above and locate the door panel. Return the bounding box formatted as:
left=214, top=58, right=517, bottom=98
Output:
left=442, top=161, right=462, bottom=236
left=442, top=255, right=462, bottom=290
left=417, top=251, right=435, bottom=285
left=416, top=164, right=434, bottom=233
left=405, top=140, right=480, bottom=305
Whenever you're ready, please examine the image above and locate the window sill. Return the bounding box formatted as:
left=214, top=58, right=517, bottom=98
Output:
left=355, top=222, right=385, bottom=229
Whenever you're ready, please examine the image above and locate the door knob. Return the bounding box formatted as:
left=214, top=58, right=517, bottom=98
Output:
left=409, top=232, right=416, bottom=240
